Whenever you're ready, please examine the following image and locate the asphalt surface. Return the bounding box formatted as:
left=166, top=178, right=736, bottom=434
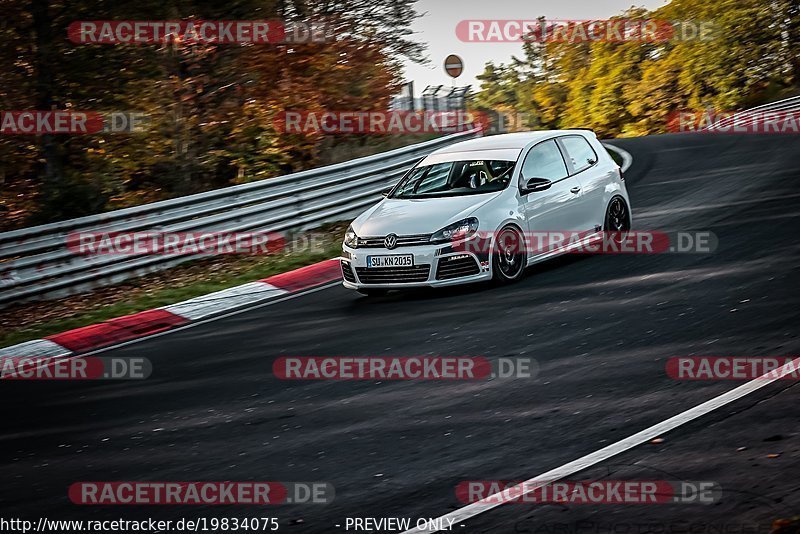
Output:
left=1, top=132, right=799, bottom=533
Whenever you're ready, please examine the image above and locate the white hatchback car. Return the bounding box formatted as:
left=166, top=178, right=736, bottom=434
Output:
left=340, top=130, right=631, bottom=295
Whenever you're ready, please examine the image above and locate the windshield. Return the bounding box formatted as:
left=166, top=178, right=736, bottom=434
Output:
left=389, top=159, right=516, bottom=199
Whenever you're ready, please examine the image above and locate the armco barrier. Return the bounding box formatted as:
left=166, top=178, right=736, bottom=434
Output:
left=705, top=94, right=800, bottom=131
left=0, top=128, right=481, bottom=308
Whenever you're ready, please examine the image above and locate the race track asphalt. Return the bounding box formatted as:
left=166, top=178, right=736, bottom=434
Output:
left=1, top=132, right=798, bottom=533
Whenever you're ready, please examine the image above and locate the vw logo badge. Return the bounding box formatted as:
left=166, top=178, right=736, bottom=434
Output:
left=384, top=233, right=398, bottom=249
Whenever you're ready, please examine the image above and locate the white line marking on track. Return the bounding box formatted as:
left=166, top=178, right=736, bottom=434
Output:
left=602, top=143, right=633, bottom=173
left=401, top=356, right=800, bottom=533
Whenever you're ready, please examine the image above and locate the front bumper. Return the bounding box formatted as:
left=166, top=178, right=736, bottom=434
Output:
left=340, top=241, right=491, bottom=289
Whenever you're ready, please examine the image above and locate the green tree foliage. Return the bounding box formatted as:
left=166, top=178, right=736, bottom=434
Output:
left=472, top=0, right=799, bottom=138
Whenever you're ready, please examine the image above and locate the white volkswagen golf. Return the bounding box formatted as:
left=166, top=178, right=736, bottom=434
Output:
left=340, top=130, right=631, bottom=295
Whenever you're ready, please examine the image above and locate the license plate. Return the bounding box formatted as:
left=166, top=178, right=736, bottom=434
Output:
left=366, top=255, right=414, bottom=268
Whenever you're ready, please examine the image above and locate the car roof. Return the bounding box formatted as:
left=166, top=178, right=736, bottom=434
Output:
left=428, top=130, right=595, bottom=158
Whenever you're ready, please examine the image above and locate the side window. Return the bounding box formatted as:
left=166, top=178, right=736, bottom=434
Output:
left=561, top=135, right=598, bottom=174
left=520, top=140, right=568, bottom=184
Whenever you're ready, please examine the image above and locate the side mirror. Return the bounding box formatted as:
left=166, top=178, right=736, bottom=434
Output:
left=381, top=188, right=392, bottom=197
left=521, top=177, right=552, bottom=194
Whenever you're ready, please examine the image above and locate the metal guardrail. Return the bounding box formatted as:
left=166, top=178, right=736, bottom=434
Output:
left=0, top=128, right=482, bottom=307
left=704, top=94, right=800, bottom=130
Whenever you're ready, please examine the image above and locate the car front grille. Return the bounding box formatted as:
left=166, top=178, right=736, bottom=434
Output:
left=354, top=265, right=431, bottom=284
left=341, top=260, right=356, bottom=283
left=436, top=255, right=480, bottom=280
left=357, top=234, right=431, bottom=248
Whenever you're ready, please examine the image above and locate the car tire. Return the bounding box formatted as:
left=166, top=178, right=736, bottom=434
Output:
left=603, top=196, right=631, bottom=244
left=357, top=288, right=389, bottom=297
left=492, top=226, right=526, bottom=284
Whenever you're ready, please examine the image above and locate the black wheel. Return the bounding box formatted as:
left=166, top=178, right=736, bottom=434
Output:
left=492, top=226, right=526, bottom=284
left=603, top=197, right=631, bottom=247
left=604, top=196, right=631, bottom=233
left=357, top=288, right=389, bottom=297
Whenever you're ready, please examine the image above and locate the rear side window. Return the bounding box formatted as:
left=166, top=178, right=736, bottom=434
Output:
left=561, top=136, right=598, bottom=174
left=520, top=140, right=568, bottom=183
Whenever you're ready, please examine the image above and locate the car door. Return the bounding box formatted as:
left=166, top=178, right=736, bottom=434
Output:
left=556, top=135, right=608, bottom=232
left=517, top=139, right=584, bottom=257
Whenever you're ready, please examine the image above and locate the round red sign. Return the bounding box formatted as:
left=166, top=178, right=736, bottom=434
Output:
left=444, top=54, right=464, bottom=78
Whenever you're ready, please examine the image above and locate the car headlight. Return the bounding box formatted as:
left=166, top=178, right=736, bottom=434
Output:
left=344, top=225, right=359, bottom=248
left=430, top=217, right=479, bottom=244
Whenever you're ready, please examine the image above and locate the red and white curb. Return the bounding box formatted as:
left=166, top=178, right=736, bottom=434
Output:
left=0, top=259, right=342, bottom=362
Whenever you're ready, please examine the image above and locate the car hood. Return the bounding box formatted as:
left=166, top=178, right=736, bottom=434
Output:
left=352, top=192, right=500, bottom=236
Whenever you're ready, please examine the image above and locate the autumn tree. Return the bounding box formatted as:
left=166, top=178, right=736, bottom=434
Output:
left=472, top=0, right=799, bottom=137
left=0, top=0, right=425, bottom=228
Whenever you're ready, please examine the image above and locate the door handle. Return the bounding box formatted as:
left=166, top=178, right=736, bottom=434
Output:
left=570, top=186, right=581, bottom=194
